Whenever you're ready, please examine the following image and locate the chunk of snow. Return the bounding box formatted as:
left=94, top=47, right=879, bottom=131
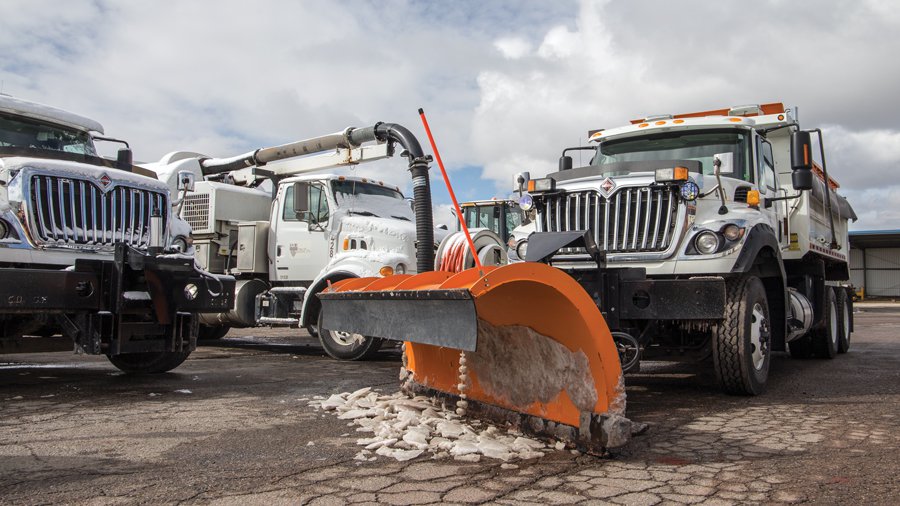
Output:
left=305, top=388, right=565, bottom=464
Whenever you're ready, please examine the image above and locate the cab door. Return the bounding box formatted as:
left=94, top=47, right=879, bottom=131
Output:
left=757, top=137, right=788, bottom=248
left=271, top=181, right=332, bottom=282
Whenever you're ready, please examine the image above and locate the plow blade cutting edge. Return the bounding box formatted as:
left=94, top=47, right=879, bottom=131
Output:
left=318, top=262, right=636, bottom=451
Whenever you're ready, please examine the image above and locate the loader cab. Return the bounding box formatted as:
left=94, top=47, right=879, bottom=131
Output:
left=459, top=200, right=525, bottom=244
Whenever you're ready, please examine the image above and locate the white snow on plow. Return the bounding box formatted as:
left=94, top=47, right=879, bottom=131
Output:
left=308, top=387, right=553, bottom=463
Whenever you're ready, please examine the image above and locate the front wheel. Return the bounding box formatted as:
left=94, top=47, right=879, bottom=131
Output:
left=106, top=350, right=192, bottom=374
left=712, top=276, right=771, bottom=396
left=316, top=310, right=382, bottom=360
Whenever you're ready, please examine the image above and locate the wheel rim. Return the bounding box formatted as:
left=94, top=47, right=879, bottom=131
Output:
left=750, top=302, right=770, bottom=371
left=328, top=329, right=366, bottom=347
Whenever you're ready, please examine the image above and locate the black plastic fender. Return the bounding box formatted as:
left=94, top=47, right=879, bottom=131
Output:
left=731, top=224, right=788, bottom=350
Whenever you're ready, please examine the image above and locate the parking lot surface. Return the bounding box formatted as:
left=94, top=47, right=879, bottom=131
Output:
left=1, top=306, right=898, bottom=505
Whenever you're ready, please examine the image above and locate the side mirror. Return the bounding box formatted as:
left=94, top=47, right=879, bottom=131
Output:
left=559, top=156, right=573, bottom=172
left=293, top=181, right=309, bottom=217
left=116, top=148, right=133, bottom=171
left=790, top=130, right=813, bottom=191
left=514, top=171, right=530, bottom=194
left=177, top=170, right=196, bottom=192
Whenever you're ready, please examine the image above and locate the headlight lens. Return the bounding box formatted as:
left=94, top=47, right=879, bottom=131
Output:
left=516, top=240, right=528, bottom=260
left=518, top=193, right=534, bottom=211
left=172, top=236, right=189, bottom=253
left=184, top=283, right=199, bottom=300
left=695, top=231, right=720, bottom=254
left=395, top=263, right=407, bottom=274
left=722, top=224, right=744, bottom=241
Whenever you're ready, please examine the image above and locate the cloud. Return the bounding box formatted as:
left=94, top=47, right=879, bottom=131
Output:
left=470, top=0, right=900, bottom=230
left=1, top=0, right=899, bottom=232
left=494, top=37, right=532, bottom=60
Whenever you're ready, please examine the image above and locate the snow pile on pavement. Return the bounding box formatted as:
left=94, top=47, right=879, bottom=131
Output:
left=308, top=387, right=553, bottom=463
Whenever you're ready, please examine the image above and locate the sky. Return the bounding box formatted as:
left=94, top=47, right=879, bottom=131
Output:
left=2, top=0, right=899, bottom=230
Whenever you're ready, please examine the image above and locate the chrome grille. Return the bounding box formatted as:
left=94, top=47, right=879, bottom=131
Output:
left=29, top=175, right=167, bottom=248
left=181, top=193, right=211, bottom=232
left=538, top=186, right=680, bottom=254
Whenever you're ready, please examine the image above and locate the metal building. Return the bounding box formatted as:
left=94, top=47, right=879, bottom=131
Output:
left=849, top=230, right=900, bottom=298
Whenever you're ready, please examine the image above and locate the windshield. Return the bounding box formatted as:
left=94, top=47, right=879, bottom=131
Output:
left=462, top=203, right=523, bottom=240
left=331, top=180, right=413, bottom=221
left=0, top=113, right=97, bottom=156
left=332, top=180, right=404, bottom=200
left=591, top=129, right=751, bottom=181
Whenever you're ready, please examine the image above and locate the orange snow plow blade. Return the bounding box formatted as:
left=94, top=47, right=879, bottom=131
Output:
left=318, top=262, right=634, bottom=451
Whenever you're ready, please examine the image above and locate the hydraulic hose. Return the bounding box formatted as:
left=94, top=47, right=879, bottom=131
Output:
left=369, top=122, right=435, bottom=273
left=197, top=122, right=435, bottom=272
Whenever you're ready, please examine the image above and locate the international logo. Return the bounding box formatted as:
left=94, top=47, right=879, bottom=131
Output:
left=600, top=177, right=616, bottom=196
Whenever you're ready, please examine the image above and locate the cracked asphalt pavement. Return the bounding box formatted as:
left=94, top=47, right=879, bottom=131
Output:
left=1, top=305, right=898, bottom=505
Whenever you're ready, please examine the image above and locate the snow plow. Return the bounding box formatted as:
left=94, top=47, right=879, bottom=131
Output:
left=317, top=110, right=637, bottom=452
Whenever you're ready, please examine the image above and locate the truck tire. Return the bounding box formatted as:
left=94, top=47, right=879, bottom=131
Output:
left=836, top=289, right=851, bottom=353
left=316, top=310, right=382, bottom=361
left=106, top=350, right=192, bottom=374
left=811, top=287, right=839, bottom=359
left=198, top=325, right=230, bottom=340
left=712, top=275, right=771, bottom=395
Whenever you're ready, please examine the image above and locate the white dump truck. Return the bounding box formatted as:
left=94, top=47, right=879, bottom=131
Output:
left=149, top=123, right=443, bottom=360
left=0, top=95, right=233, bottom=373
left=515, top=103, right=856, bottom=395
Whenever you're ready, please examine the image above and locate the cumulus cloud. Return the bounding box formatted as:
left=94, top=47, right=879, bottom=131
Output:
left=2, top=0, right=899, bottom=231
left=470, top=0, right=900, bottom=230
left=494, top=37, right=532, bottom=60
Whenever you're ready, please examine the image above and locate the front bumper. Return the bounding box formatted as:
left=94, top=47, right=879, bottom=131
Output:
left=568, top=268, right=726, bottom=330
left=0, top=244, right=234, bottom=355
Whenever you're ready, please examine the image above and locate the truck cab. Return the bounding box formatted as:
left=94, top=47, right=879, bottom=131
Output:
left=180, top=168, right=425, bottom=360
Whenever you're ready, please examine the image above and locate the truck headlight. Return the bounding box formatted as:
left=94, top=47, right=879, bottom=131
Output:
left=722, top=224, right=744, bottom=241
left=518, top=193, right=534, bottom=211
left=184, top=283, right=199, bottom=301
left=694, top=231, right=720, bottom=254
left=172, top=236, right=190, bottom=253
left=395, top=263, right=407, bottom=274
left=516, top=240, right=528, bottom=260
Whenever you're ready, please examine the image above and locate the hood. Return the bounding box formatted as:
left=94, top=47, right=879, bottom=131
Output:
left=340, top=214, right=417, bottom=244
left=1, top=156, right=169, bottom=194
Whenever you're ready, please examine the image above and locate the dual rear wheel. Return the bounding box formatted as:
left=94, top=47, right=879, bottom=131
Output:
left=789, top=286, right=851, bottom=358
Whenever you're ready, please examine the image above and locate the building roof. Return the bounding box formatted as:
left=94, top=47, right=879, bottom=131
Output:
left=849, top=230, right=900, bottom=249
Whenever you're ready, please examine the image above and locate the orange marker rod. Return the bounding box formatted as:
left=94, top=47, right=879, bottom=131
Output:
left=418, top=108, right=483, bottom=272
